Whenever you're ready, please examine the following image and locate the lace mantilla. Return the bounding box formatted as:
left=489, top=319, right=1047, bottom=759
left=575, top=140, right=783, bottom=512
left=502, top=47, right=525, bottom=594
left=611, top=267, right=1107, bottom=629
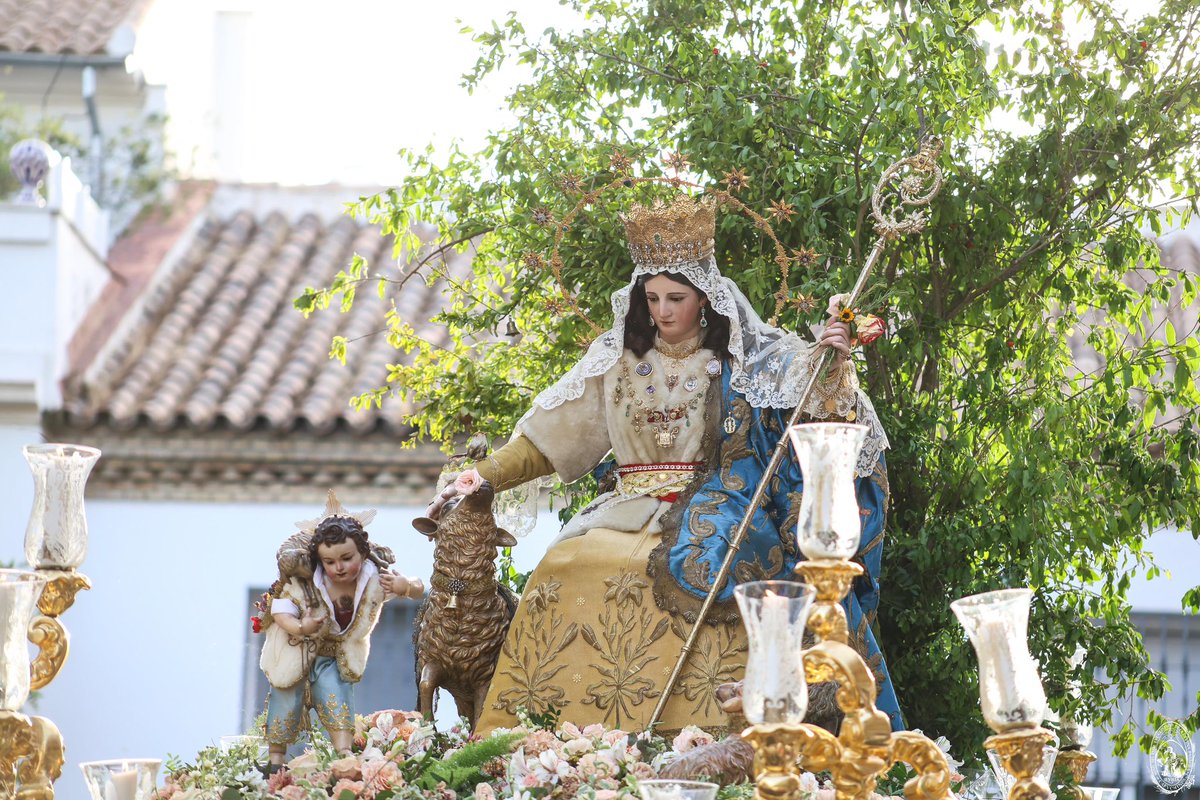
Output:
left=526, top=255, right=888, bottom=476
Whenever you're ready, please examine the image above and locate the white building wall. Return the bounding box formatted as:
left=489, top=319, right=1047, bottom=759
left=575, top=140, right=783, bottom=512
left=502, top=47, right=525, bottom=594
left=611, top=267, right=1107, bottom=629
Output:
left=0, top=157, right=109, bottom=412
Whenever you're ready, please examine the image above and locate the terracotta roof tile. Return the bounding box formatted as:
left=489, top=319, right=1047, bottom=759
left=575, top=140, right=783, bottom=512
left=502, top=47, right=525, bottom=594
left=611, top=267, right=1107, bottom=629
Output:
left=64, top=187, right=462, bottom=438
left=0, top=0, right=148, bottom=56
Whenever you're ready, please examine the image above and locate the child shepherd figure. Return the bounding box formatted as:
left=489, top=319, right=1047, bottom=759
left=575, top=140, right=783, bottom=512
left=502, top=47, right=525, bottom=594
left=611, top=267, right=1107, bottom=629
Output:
left=258, top=492, right=423, bottom=765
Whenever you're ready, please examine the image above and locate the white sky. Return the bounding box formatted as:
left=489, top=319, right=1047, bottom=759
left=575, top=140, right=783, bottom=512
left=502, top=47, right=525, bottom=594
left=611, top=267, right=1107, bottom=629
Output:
left=133, top=0, right=582, bottom=185
left=129, top=0, right=1168, bottom=188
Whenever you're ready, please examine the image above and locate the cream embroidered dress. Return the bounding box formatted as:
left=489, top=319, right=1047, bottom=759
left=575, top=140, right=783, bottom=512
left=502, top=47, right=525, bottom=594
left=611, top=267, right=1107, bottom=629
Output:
left=475, top=333, right=748, bottom=735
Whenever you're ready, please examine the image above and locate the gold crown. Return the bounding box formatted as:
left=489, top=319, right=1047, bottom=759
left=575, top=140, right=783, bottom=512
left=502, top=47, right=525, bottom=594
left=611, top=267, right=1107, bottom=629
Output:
left=619, top=195, right=716, bottom=268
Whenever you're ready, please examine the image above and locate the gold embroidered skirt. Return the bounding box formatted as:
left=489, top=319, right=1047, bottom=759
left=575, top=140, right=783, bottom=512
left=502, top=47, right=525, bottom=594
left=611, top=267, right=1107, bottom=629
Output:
left=477, top=526, right=746, bottom=736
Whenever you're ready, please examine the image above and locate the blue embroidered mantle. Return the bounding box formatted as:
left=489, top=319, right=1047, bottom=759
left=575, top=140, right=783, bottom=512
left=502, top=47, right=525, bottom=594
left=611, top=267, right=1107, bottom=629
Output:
left=646, top=366, right=904, bottom=730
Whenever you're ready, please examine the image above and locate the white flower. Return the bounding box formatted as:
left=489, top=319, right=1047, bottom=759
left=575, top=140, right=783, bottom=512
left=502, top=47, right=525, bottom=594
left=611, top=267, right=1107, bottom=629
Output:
left=532, top=749, right=572, bottom=784
left=359, top=745, right=386, bottom=762
left=507, top=749, right=532, bottom=788
left=368, top=712, right=399, bottom=746
left=406, top=724, right=437, bottom=755
left=234, top=769, right=266, bottom=790
left=563, top=737, right=594, bottom=757
left=798, top=772, right=820, bottom=794
left=933, top=735, right=964, bottom=773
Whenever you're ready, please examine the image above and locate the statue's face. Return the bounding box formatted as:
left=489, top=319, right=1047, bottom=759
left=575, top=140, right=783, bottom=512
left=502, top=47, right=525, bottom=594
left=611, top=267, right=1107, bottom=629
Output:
left=317, top=539, right=364, bottom=585
left=644, top=274, right=706, bottom=344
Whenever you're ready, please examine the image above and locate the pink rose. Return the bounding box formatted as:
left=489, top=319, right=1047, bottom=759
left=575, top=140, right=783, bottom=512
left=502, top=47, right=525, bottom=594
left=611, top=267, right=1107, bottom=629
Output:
left=671, top=725, right=715, bottom=754
left=473, top=783, right=497, bottom=800
left=330, top=756, right=363, bottom=781
left=563, top=737, right=594, bottom=757
left=279, top=787, right=309, bottom=800
left=855, top=313, right=885, bottom=345
left=362, top=759, right=402, bottom=789
left=453, top=469, right=483, bottom=496
left=331, top=778, right=365, bottom=798
left=285, top=752, right=319, bottom=776
left=267, top=769, right=294, bottom=792
left=595, top=790, right=619, bottom=800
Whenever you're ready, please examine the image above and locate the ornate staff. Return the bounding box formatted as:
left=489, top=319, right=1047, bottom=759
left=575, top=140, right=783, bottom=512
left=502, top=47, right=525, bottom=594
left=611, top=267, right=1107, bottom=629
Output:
left=648, top=137, right=946, bottom=728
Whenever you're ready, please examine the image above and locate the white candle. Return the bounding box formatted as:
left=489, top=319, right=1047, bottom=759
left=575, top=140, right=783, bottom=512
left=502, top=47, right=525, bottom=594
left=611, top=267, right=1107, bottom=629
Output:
left=980, top=619, right=1019, bottom=721
left=109, top=769, right=138, bottom=800
left=760, top=590, right=789, bottom=720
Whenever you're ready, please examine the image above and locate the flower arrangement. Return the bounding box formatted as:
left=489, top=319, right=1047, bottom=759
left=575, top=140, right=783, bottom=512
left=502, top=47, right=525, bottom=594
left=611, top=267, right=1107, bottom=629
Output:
left=154, top=711, right=964, bottom=800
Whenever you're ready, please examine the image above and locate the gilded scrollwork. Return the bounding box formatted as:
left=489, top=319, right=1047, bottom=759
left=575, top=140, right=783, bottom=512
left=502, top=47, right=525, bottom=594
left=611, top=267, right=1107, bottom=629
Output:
left=888, top=731, right=952, bottom=800
left=986, top=729, right=1054, bottom=800
left=0, top=711, right=35, bottom=799
left=34, top=573, right=91, bottom=618
left=27, top=616, right=68, bottom=691
left=316, top=692, right=354, bottom=732
left=14, top=715, right=64, bottom=800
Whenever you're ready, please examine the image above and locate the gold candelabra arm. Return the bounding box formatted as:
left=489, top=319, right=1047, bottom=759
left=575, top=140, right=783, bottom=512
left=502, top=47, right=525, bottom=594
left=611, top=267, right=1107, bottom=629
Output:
left=804, top=640, right=891, bottom=747
left=27, top=616, right=68, bottom=691
left=1055, top=749, right=1097, bottom=800
left=35, top=571, right=91, bottom=618
left=14, top=715, right=63, bottom=800
left=888, top=731, right=953, bottom=800
left=0, top=711, right=35, bottom=800
left=741, top=724, right=808, bottom=800
left=793, top=560, right=863, bottom=644
left=986, top=728, right=1054, bottom=800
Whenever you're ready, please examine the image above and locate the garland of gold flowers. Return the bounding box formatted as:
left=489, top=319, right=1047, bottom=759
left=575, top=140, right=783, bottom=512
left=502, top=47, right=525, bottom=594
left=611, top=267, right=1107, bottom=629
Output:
left=525, top=151, right=820, bottom=335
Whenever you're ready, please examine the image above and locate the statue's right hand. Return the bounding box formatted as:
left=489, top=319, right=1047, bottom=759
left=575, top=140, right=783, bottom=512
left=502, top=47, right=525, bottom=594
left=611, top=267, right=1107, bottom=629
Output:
left=425, top=469, right=484, bottom=520
left=424, top=483, right=458, bottom=520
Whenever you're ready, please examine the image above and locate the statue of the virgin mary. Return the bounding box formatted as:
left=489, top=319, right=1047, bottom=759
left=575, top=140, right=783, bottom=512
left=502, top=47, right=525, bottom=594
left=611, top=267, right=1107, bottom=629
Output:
left=430, top=195, right=901, bottom=735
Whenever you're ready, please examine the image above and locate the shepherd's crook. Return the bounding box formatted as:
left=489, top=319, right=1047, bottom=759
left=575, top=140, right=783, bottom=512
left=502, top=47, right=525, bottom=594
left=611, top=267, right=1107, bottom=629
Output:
left=648, top=137, right=946, bottom=729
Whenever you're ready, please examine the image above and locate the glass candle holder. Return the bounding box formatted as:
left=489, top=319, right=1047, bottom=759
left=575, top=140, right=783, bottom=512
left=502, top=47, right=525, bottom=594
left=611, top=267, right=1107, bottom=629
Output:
left=733, top=580, right=817, bottom=725
left=786, top=423, right=868, bottom=560
left=637, top=779, right=719, bottom=800
left=1061, top=714, right=1094, bottom=750
left=950, top=588, right=1047, bottom=732
left=79, top=759, right=162, bottom=800
left=0, top=569, right=47, bottom=710
left=494, top=482, right=538, bottom=538
left=23, top=443, right=101, bottom=570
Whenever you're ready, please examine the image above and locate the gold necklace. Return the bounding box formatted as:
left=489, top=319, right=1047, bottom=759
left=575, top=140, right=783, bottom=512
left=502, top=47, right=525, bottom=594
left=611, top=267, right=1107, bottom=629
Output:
left=655, top=336, right=702, bottom=391
left=654, top=335, right=702, bottom=360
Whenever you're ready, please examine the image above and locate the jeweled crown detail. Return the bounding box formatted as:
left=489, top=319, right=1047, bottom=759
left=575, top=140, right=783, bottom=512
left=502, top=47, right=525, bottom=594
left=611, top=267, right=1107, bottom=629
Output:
left=619, top=195, right=717, bottom=268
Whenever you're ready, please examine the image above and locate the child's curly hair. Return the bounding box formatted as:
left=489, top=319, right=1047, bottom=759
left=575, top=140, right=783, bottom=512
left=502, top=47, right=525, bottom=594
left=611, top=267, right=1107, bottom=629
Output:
left=308, top=516, right=371, bottom=570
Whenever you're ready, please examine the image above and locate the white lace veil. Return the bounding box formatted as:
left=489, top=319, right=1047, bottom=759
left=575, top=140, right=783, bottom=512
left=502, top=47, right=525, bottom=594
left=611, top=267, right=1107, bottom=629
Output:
left=526, top=255, right=888, bottom=476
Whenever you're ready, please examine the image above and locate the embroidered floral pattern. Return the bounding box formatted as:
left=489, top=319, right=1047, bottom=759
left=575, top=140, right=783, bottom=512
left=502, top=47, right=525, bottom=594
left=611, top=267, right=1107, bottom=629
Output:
left=581, top=573, right=670, bottom=727
left=264, top=707, right=303, bottom=745
left=316, top=692, right=354, bottom=732
left=668, top=617, right=747, bottom=717
left=493, top=581, right=579, bottom=715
